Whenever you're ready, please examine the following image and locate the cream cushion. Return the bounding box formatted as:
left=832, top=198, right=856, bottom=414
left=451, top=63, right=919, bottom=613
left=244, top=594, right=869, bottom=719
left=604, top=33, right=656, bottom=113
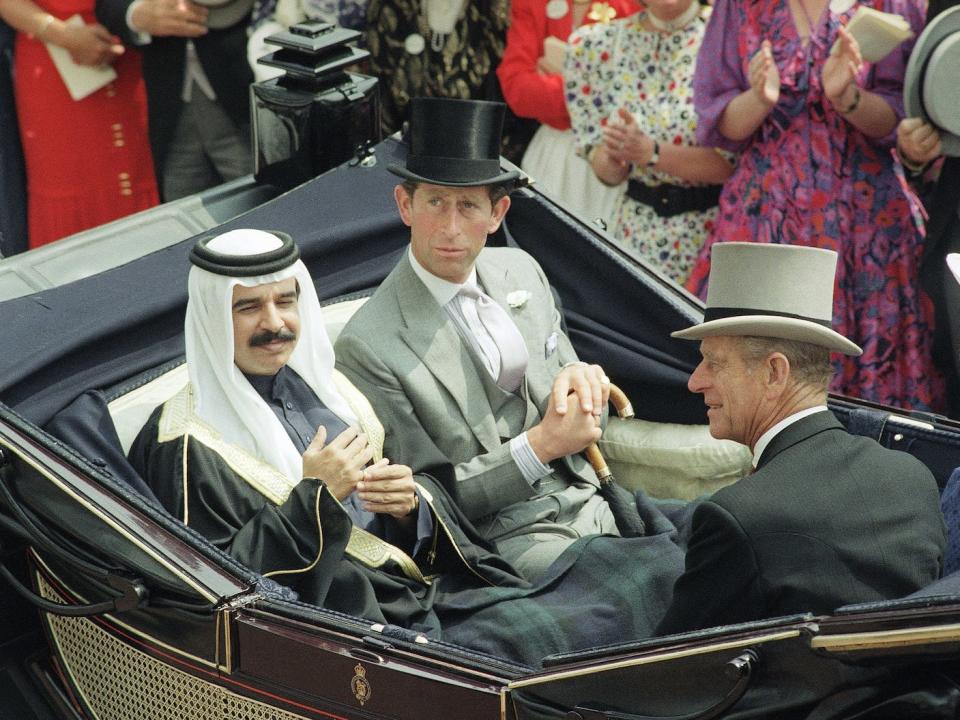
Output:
left=599, top=417, right=752, bottom=500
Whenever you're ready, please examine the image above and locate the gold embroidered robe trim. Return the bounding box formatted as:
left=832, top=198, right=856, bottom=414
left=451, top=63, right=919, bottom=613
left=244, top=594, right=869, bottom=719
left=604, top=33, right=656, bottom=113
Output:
left=155, top=372, right=434, bottom=584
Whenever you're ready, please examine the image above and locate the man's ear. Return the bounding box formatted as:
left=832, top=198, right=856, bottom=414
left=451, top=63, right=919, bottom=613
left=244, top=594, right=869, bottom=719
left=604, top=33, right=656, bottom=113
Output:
left=765, top=352, right=791, bottom=396
left=394, top=185, right=414, bottom=228
left=487, top=195, right=511, bottom=234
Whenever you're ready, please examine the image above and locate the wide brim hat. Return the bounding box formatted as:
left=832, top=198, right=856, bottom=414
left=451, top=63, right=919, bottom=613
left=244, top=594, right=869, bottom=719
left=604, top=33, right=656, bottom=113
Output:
left=388, top=98, right=521, bottom=187
left=672, top=243, right=862, bottom=356
left=904, top=5, right=960, bottom=156
left=194, top=0, right=255, bottom=30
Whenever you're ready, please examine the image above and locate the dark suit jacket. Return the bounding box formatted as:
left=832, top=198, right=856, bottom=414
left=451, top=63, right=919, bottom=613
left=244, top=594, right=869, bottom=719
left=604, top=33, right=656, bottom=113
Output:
left=94, top=0, right=253, bottom=182
left=657, top=412, right=945, bottom=635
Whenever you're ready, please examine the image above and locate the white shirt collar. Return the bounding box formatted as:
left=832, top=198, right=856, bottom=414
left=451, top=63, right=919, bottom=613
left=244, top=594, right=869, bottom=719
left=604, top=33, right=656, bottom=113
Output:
left=752, top=406, right=829, bottom=468
left=407, top=246, right=477, bottom=307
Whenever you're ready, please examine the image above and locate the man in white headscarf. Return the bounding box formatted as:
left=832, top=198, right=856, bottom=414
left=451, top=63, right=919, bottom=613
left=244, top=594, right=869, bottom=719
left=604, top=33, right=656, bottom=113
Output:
left=129, top=227, right=439, bottom=584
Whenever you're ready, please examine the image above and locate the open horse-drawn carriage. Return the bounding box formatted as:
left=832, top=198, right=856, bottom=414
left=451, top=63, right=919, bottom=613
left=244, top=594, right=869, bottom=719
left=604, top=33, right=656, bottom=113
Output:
left=1, top=137, right=960, bottom=720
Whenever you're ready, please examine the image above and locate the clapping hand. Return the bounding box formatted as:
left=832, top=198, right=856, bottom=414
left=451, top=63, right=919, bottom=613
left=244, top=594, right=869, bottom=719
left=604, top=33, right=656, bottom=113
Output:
left=602, top=108, right=655, bottom=167
left=302, top=425, right=374, bottom=501
left=748, top=40, right=780, bottom=107
left=823, top=25, right=863, bottom=110
left=356, top=459, right=420, bottom=520
left=536, top=54, right=562, bottom=75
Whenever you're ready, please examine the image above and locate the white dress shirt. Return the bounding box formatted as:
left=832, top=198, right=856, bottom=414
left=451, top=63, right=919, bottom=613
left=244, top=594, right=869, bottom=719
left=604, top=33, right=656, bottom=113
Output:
left=752, top=406, right=829, bottom=469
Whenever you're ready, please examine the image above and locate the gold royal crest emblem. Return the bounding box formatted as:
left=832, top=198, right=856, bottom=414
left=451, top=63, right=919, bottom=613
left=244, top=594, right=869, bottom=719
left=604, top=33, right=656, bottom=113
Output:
left=351, top=663, right=372, bottom=706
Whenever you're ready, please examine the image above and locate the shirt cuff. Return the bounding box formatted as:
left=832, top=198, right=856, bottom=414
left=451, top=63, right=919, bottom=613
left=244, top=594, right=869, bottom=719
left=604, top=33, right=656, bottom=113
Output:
left=410, top=488, right=435, bottom=556
left=126, top=0, right=152, bottom=44
left=510, top=432, right=553, bottom=484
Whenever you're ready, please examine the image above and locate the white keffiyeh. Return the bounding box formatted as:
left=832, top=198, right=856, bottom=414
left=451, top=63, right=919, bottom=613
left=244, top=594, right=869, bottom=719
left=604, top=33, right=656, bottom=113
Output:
left=184, top=229, right=357, bottom=488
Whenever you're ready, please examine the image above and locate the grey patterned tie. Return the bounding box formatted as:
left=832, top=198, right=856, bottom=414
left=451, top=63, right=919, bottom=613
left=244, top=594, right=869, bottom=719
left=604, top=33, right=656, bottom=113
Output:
left=459, top=284, right=529, bottom=392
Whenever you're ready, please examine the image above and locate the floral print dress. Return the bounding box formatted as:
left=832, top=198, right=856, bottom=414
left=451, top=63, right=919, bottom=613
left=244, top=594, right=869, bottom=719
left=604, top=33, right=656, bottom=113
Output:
left=566, top=7, right=719, bottom=283
left=689, top=0, right=943, bottom=412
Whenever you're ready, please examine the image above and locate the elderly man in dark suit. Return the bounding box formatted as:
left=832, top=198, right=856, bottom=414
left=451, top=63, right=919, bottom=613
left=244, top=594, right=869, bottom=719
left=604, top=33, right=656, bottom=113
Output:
left=657, top=243, right=946, bottom=634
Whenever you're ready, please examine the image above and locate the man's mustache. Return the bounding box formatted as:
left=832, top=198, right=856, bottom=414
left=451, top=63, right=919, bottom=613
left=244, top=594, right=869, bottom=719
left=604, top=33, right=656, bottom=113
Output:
left=249, top=329, right=297, bottom=347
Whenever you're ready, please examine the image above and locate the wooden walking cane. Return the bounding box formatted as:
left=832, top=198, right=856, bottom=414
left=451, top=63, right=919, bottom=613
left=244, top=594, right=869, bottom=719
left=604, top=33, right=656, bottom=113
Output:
left=584, top=384, right=647, bottom=537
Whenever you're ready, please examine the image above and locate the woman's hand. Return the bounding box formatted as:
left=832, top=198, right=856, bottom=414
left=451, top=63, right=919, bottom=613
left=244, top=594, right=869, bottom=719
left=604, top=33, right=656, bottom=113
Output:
left=602, top=107, right=656, bottom=168
left=536, top=54, right=562, bottom=75
left=61, top=22, right=124, bottom=67
left=823, top=26, right=863, bottom=111
left=748, top=40, right=780, bottom=107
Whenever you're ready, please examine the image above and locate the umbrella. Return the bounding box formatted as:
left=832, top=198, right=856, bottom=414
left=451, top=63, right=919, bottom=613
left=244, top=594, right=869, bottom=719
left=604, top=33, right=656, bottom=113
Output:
left=584, top=384, right=647, bottom=537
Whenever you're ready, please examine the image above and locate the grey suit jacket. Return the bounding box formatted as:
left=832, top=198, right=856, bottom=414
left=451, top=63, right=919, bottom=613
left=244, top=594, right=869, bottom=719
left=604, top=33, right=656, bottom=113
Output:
left=657, top=411, right=946, bottom=635
left=335, top=247, right=600, bottom=522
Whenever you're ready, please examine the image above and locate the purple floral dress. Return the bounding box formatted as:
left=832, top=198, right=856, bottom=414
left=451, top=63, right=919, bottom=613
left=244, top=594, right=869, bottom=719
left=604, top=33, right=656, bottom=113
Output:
left=688, top=0, right=944, bottom=412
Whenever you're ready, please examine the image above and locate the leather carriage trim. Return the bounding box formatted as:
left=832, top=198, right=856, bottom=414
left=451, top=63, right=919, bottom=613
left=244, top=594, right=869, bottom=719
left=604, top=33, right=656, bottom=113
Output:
left=158, top=385, right=295, bottom=506
left=507, top=630, right=800, bottom=690
left=811, top=623, right=960, bottom=652
left=0, top=434, right=219, bottom=604
left=35, top=566, right=314, bottom=720
left=31, top=550, right=219, bottom=670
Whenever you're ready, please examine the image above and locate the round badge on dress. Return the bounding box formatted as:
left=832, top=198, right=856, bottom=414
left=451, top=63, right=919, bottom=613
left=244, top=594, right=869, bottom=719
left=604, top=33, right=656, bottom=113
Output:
left=546, top=0, right=569, bottom=20
left=829, top=0, right=856, bottom=14
left=405, top=33, right=426, bottom=55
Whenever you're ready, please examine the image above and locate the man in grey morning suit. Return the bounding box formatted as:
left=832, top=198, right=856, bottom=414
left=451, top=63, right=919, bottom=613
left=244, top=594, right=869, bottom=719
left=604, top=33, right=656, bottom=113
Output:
left=657, top=242, right=946, bottom=634
left=335, top=98, right=631, bottom=581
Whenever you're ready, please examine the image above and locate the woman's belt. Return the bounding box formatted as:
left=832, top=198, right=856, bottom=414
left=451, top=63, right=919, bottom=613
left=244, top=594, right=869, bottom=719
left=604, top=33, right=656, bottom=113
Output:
left=626, top=180, right=723, bottom=218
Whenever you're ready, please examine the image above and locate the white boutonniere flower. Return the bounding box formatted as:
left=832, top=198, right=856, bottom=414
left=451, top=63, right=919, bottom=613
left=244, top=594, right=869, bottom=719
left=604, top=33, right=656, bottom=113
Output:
left=506, top=290, right=531, bottom=309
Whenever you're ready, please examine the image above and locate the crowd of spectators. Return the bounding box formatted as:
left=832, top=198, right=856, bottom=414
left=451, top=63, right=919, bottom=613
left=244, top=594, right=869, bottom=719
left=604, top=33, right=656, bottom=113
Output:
left=0, top=0, right=957, bottom=415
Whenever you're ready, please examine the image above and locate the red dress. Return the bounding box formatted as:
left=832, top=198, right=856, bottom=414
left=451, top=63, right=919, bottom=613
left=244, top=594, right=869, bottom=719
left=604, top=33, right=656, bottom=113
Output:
left=497, top=0, right=641, bottom=129
left=14, top=0, right=158, bottom=249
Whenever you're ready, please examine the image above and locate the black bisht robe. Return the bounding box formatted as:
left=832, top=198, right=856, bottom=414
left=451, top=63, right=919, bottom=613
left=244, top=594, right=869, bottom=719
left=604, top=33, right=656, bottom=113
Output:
left=130, top=393, right=684, bottom=667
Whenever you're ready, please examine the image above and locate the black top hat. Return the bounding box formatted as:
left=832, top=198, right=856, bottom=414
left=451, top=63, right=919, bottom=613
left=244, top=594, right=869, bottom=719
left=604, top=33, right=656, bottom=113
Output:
left=388, top=98, right=521, bottom=187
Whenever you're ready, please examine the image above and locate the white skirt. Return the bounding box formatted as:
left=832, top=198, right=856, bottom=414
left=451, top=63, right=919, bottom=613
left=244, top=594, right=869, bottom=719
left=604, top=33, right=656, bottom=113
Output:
left=521, top=124, right=624, bottom=228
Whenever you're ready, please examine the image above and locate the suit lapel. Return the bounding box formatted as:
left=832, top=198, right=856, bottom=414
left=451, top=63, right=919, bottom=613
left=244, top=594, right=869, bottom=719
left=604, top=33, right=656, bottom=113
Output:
left=756, top=411, right=844, bottom=470
left=395, top=255, right=502, bottom=454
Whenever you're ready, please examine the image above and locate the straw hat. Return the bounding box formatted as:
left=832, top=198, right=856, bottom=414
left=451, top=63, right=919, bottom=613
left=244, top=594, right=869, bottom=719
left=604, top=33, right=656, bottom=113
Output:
left=672, top=243, right=862, bottom=356
left=903, top=6, right=960, bottom=156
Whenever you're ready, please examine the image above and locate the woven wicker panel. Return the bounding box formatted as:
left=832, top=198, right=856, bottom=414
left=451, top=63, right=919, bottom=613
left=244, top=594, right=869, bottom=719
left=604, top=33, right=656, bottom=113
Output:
left=38, top=575, right=312, bottom=720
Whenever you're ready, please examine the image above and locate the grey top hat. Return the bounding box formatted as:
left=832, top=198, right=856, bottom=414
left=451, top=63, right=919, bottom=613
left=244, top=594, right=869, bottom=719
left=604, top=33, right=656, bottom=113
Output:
left=672, top=243, right=862, bottom=356
left=193, top=0, right=255, bottom=30
left=388, top=98, right=521, bottom=187
left=904, top=6, right=960, bottom=156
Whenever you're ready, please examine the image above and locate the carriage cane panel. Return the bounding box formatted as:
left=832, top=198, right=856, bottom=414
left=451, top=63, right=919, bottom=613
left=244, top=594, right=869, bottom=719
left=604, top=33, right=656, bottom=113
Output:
left=38, top=575, right=313, bottom=720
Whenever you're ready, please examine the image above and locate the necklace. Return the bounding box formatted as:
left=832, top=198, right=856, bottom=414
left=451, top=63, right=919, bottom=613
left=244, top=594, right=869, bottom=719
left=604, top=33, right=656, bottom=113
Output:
left=647, top=0, right=700, bottom=32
